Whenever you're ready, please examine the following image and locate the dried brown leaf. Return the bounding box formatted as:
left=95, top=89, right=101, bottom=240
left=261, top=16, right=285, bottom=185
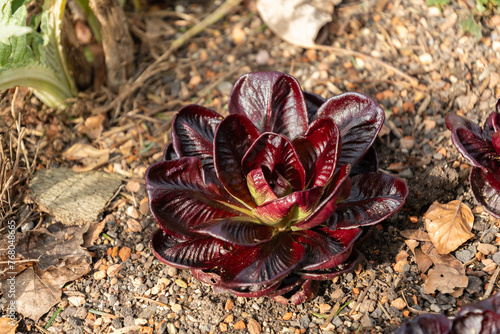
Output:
left=421, top=242, right=465, bottom=275
left=1, top=223, right=91, bottom=321
left=400, top=229, right=431, bottom=241
left=405, top=240, right=419, bottom=255
left=423, top=264, right=468, bottom=295
left=425, top=200, right=474, bottom=254
left=63, top=143, right=109, bottom=172
left=414, top=248, right=433, bottom=273
left=77, top=114, right=106, bottom=140
left=0, top=318, right=17, bottom=334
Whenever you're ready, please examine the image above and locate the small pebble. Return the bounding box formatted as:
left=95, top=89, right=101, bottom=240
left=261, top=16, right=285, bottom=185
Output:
left=171, top=304, right=182, bottom=313
left=477, top=243, right=497, bottom=255
left=456, top=250, right=473, bottom=263
left=136, top=243, right=144, bottom=252
left=256, top=49, right=270, bottom=65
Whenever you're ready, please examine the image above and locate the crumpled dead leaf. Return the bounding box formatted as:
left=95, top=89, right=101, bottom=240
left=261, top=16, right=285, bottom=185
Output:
left=0, top=318, right=17, bottom=334
left=423, top=264, right=468, bottom=294
left=400, top=229, right=431, bottom=241
left=421, top=242, right=465, bottom=274
left=256, top=0, right=341, bottom=48
left=425, top=200, right=474, bottom=254
left=1, top=223, right=91, bottom=322
left=77, top=114, right=106, bottom=140
left=63, top=143, right=109, bottom=172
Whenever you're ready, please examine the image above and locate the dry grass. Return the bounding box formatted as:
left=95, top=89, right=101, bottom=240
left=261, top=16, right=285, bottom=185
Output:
left=0, top=89, right=37, bottom=228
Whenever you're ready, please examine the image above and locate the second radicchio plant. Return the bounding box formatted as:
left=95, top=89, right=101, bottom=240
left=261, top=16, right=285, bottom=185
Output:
left=396, top=293, right=500, bottom=334
left=446, top=99, right=500, bottom=217
left=146, top=71, right=408, bottom=304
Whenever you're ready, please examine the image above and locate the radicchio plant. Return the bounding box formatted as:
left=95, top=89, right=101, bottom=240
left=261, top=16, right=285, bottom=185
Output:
left=146, top=71, right=408, bottom=304
left=446, top=98, right=500, bottom=217
left=396, top=293, right=500, bottom=334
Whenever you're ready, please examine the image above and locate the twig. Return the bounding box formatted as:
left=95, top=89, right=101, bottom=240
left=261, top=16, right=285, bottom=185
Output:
left=97, top=0, right=242, bottom=114
left=350, top=271, right=376, bottom=314
left=401, top=291, right=432, bottom=315
left=134, top=296, right=171, bottom=308
left=483, top=265, right=500, bottom=299
left=377, top=301, right=391, bottom=320
left=311, top=45, right=419, bottom=88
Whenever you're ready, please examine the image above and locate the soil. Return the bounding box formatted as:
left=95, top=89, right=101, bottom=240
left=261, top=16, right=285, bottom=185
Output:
left=2, top=0, right=500, bottom=333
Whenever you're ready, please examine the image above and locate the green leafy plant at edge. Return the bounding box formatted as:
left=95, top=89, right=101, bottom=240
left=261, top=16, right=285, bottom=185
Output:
left=0, top=0, right=77, bottom=108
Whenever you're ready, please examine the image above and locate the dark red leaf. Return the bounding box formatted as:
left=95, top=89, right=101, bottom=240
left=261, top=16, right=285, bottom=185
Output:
left=252, top=187, right=324, bottom=225
left=228, top=71, right=308, bottom=140
left=451, top=311, right=500, bottom=334
left=246, top=167, right=279, bottom=205
left=171, top=105, right=223, bottom=171
left=272, top=279, right=317, bottom=305
left=395, top=314, right=451, bottom=334
left=315, top=92, right=384, bottom=167
left=332, top=172, right=408, bottom=229
left=214, top=114, right=260, bottom=207
left=350, top=146, right=379, bottom=176
left=219, top=232, right=305, bottom=286
left=295, top=227, right=362, bottom=271
left=163, top=143, right=178, bottom=161
left=293, top=117, right=340, bottom=187
left=299, top=249, right=362, bottom=280
left=146, top=157, right=245, bottom=237
left=242, top=133, right=306, bottom=192
left=446, top=113, right=499, bottom=171
left=294, top=164, right=351, bottom=229
left=151, top=229, right=232, bottom=269
left=303, top=91, right=325, bottom=122
left=470, top=167, right=500, bottom=218
left=218, top=281, right=282, bottom=298
left=195, top=217, right=275, bottom=245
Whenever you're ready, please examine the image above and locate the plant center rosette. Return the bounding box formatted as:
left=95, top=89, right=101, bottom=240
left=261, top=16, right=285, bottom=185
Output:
left=446, top=98, right=500, bottom=218
left=146, top=71, right=408, bottom=304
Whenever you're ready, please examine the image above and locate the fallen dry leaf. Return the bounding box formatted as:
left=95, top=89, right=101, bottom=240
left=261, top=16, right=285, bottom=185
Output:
left=82, top=220, right=106, bottom=247
left=405, top=240, right=419, bottom=255
left=425, top=200, right=474, bottom=254
left=414, top=248, right=433, bottom=274
left=63, top=143, right=109, bottom=172
left=256, top=0, right=341, bottom=48
left=28, top=168, right=122, bottom=225
left=77, top=114, right=106, bottom=140
left=421, top=242, right=465, bottom=275
left=423, top=264, right=468, bottom=295
left=1, top=223, right=91, bottom=322
left=0, top=318, right=17, bottom=334
left=400, top=229, right=431, bottom=241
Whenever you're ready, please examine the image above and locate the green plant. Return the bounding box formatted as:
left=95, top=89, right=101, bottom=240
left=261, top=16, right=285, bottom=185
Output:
left=426, top=0, right=450, bottom=11
left=459, top=15, right=482, bottom=39
left=0, top=0, right=77, bottom=108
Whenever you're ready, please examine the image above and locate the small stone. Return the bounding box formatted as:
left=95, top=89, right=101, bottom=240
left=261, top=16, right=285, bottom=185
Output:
left=319, top=303, right=331, bottom=314
left=94, top=270, right=106, bottom=280
left=167, top=323, right=177, bottom=334
left=360, top=314, right=374, bottom=329
left=478, top=243, right=498, bottom=255
left=456, top=250, right=473, bottom=263
left=219, top=322, right=228, bottom=332
left=391, top=298, right=406, bottom=310
left=234, top=320, right=246, bottom=330
left=135, top=318, right=148, bottom=326
left=126, top=206, right=139, bottom=219
left=126, top=180, right=141, bottom=193
left=283, top=312, right=293, bottom=321
left=493, top=252, right=500, bottom=265
left=430, top=304, right=441, bottom=313
left=433, top=152, right=444, bottom=160
left=107, top=263, right=122, bottom=277
left=175, top=279, right=188, bottom=289
left=171, top=304, right=182, bottom=313
left=68, top=296, right=85, bottom=307
left=127, top=218, right=142, bottom=232
left=419, top=53, right=433, bottom=65
left=298, top=315, right=310, bottom=328
left=167, top=266, right=178, bottom=277
left=466, top=275, right=483, bottom=294
left=399, top=137, right=415, bottom=150
left=119, top=247, right=132, bottom=262
left=256, top=50, right=270, bottom=65
left=217, top=81, right=233, bottom=96
left=247, top=318, right=261, bottom=334
left=224, top=314, right=234, bottom=323
left=136, top=243, right=145, bottom=252
left=225, top=299, right=234, bottom=311
left=139, top=197, right=149, bottom=215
